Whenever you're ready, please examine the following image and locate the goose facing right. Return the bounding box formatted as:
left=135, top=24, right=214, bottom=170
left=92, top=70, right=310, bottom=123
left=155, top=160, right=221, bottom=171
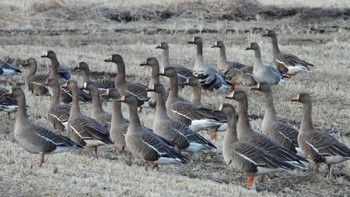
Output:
left=246, top=42, right=285, bottom=86
left=4, top=87, right=82, bottom=166
left=291, top=93, right=350, bottom=173
left=117, top=94, right=188, bottom=171
left=217, top=103, right=293, bottom=189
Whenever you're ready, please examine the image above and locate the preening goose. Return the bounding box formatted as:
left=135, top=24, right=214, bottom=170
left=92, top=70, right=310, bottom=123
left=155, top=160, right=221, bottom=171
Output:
left=251, top=83, right=300, bottom=153
left=73, top=62, right=115, bottom=92
left=104, top=54, right=149, bottom=110
left=159, top=66, right=227, bottom=137
left=117, top=94, right=188, bottom=171
left=22, top=58, right=49, bottom=96
left=148, top=83, right=216, bottom=152
left=291, top=93, right=350, bottom=173
left=83, top=81, right=111, bottom=128
left=217, top=103, right=293, bottom=189
left=225, top=90, right=307, bottom=169
left=41, top=50, right=92, bottom=104
left=100, top=88, right=128, bottom=153
left=4, top=87, right=82, bottom=166
left=155, top=42, right=194, bottom=84
left=263, top=30, right=314, bottom=77
left=246, top=42, right=285, bottom=86
left=0, top=59, right=21, bottom=75
left=188, top=36, right=228, bottom=92
left=45, top=78, right=71, bottom=133
left=0, top=87, right=26, bottom=120
left=64, top=80, right=113, bottom=158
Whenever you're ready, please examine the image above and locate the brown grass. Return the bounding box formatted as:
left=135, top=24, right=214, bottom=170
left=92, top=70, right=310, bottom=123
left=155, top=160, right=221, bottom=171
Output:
left=0, top=0, right=350, bottom=196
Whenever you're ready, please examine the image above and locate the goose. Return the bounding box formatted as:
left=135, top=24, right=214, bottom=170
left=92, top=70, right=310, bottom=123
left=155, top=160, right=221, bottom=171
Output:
left=155, top=42, right=194, bottom=84
left=251, top=83, right=300, bottom=153
left=117, top=94, right=188, bottom=171
left=4, top=87, right=82, bottom=166
left=159, top=66, right=227, bottom=139
left=139, top=57, right=188, bottom=108
left=291, top=93, right=350, bottom=173
left=0, top=59, right=21, bottom=75
left=263, top=30, right=314, bottom=77
left=63, top=80, right=113, bottom=158
left=217, top=103, right=293, bottom=189
left=22, top=58, right=49, bottom=96
left=41, top=50, right=92, bottom=104
left=225, top=90, right=307, bottom=169
left=0, top=87, right=23, bottom=119
left=83, top=81, right=111, bottom=128
left=246, top=42, right=285, bottom=86
left=104, top=54, right=150, bottom=110
left=73, top=62, right=115, bottom=92
left=45, top=78, right=71, bottom=133
left=147, top=83, right=217, bottom=152
left=188, top=36, right=228, bottom=92
left=100, top=88, right=128, bottom=153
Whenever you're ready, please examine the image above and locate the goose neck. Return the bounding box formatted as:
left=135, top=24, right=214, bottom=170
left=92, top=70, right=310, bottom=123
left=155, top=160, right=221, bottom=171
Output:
left=115, top=61, right=126, bottom=87
left=190, top=85, right=202, bottom=105
left=271, top=36, right=281, bottom=56
left=218, top=46, right=228, bottom=68
left=90, top=88, right=104, bottom=115
left=112, top=99, right=125, bottom=124
left=69, top=86, right=81, bottom=119
left=224, top=110, right=238, bottom=143
left=155, top=90, right=169, bottom=119
left=300, top=100, right=314, bottom=132
left=15, top=93, right=30, bottom=126
left=237, top=99, right=252, bottom=131
left=49, top=86, right=60, bottom=107
left=49, top=57, right=60, bottom=79
left=253, top=48, right=264, bottom=66
left=127, top=101, right=142, bottom=129
left=162, top=49, right=171, bottom=68
left=28, top=63, right=37, bottom=77
left=262, top=90, right=277, bottom=122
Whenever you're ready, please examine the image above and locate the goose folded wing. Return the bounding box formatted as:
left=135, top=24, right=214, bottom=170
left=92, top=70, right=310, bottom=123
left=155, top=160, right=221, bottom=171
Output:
left=51, top=104, right=71, bottom=123
left=71, top=117, right=112, bottom=144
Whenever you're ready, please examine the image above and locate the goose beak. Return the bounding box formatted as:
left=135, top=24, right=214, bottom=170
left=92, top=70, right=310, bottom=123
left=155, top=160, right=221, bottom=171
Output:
left=116, top=95, right=126, bottom=102
left=72, top=66, right=81, bottom=71
left=104, top=57, right=112, bottom=62
left=61, top=81, right=68, bottom=88
left=99, top=88, right=110, bottom=97
left=225, top=91, right=235, bottom=99
left=211, top=42, right=218, bottom=48
left=82, top=82, right=88, bottom=89
left=158, top=68, right=165, bottom=76
left=146, top=85, right=155, bottom=92
left=155, top=45, right=161, bottom=49
left=140, top=60, right=148, bottom=66
left=250, top=83, right=261, bottom=91
left=179, top=78, right=190, bottom=86
left=3, top=91, right=13, bottom=96
left=245, top=47, right=252, bottom=50
left=291, top=95, right=300, bottom=102
left=213, top=104, right=223, bottom=112
left=41, top=51, right=48, bottom=58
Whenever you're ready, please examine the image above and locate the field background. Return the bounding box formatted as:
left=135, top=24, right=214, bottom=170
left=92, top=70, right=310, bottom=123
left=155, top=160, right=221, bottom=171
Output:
left=0, top=0, right=350, bottom=196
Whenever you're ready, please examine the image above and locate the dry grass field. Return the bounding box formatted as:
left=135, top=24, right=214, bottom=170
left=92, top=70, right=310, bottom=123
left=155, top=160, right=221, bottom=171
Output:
left=0, top=0, right=350, bottom=196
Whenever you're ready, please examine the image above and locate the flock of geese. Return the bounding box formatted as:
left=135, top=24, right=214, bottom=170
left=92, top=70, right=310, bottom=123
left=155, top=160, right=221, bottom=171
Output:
left=1, top=30, right=350, bottom=189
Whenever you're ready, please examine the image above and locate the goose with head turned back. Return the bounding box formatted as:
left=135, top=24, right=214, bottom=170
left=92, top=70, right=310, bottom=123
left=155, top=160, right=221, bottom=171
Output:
left=63, top=80, right=113, bottom=158
left=147, top=83, right=216, bottom=152
left=225, top=90, right=307, bottom=169
left=22, top=58, right=49, bottom=96
left=291, top=93, right=350, bottom=173
left=117, top=94, right=188, bottom=171
left=73, top=62, right=115, bottom=92
left=45, top=78, right=71, bottom=133
left=0, top=59, right=21, bottom=75
left=246, top=42, right=285, bottom=86
left=263, top=30, right=314, bottom=78
left=188, top=36, right=228, bottom=92
left=104, top=54, right=150, bottom=111
left=155, top=42, right=194, bottom=85
left=83, top=81, right=111, bottom=128
left=217, top=103, right=293, bottom=189
left=41, top=50, right=92, bottom=104
left=0, top=87, right=25, bottom=120
left=100, top=88, right=128, bottom=153
left=4, top=87, right=82, bottom=166
left=251, top=83, right=300, bottom=153
left=159, top=66, right=227, bottom=138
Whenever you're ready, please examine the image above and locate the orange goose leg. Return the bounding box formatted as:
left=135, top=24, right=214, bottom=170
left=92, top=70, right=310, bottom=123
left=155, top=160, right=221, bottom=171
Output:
left=127, top=153, right=132, bottom=166
left=113, top=145, right=119, bottom=153
left=210, top=131, right=217, bottom=141
left=144, top=161, right=149, bottom=171
left=247, top=176, right=254, bottom=189
left=39, top=153, right=45, bottom=166
left=312, top=162, right=319, bottom=174
left=152, top=163, right=159, bottom=171
left=93, top=147, right=98, bottom=159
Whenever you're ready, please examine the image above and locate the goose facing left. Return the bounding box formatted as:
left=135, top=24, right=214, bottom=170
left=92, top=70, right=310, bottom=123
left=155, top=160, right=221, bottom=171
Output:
left=4, top=87, right=82, bottom=166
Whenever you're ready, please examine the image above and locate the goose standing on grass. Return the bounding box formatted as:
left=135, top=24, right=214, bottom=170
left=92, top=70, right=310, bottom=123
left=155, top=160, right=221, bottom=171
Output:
left=22, top=58, right=49, bottom=96
left=217, top=103, right=294, bottom=189
left=100, top=88, right=128, bottom=153
left=0, top=59, right=21, bottom=75
left=0, top=87, right=24, bottom=120
left=117, top=94, right=188, bottom=171
left=45, top=78, right=71, bottom=133
left=188, top=36, right=228, bottom=92
left=147, top=83, right=217, bottom=152
left=159, top=66, right=227, bottom=140
left=251, top=83, right=300, bottom=153
left=246, top=42, right=285, bottom=86
left=225, top=90, right=307, bottom=169
left=104, top=54, right=150, bottom=111
left=83, top=81, right=111, bottom=128
left=64, top=80, right=113, bottom=158
left=41, top=50, right=92, bottom=104
left=291, top=93, right=350, bottom=173
left=263, top=30, right=314, bottom=78
left=73, top=62, right=115, bottom=92
left=155, top=42, right=194, bottom=84
left=4, top=87, right=82, bottom=166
